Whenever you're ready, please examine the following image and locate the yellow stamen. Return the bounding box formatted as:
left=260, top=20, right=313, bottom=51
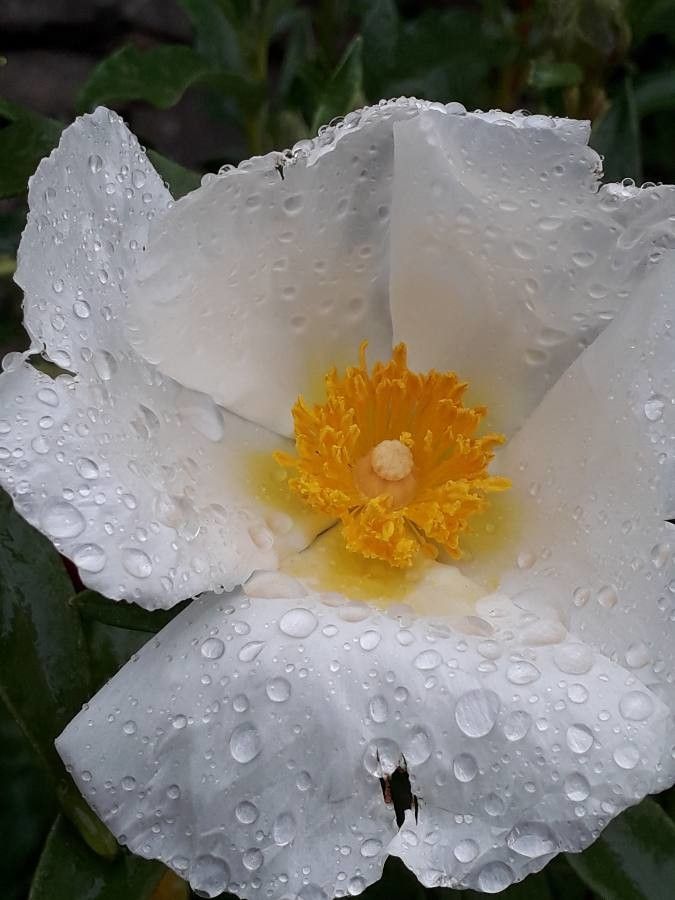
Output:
left=275, top=343, right=510, bottom=567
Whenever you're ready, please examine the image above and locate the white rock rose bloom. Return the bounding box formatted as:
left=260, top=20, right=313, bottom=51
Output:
left=2, top=98, right=675, bottom=898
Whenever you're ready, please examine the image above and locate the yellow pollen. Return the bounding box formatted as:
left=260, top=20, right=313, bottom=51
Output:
left=274, top=343, right=510, bottom=568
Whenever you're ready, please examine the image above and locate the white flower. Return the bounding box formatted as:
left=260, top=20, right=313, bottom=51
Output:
left=2, top=100, right=675, bottom=897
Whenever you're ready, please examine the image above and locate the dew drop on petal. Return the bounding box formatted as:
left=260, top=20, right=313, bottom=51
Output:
left=266, top=677, right=291, bottom=703
left=564, top=772, right=590, bottom=801
left=122, top=548, right=153, bottom=579
left=41, top=500, right=85, bottom=538
left=73, top=543, right=106, bottom=573
left=455, top=689, right=500, bottom=738
left=453, top=753, right=478, bottom=782
left=201, top=637, right=225, bottom=660
left=566, top=724, right=594, bottom=754
left=506, top=661, right=541, bottom=685
left=190, top=855, right=230, bottom=896
left=477, top=862, right=514, bottom=893
left=230, top=723, right=262, bottom=764
left=278, top=608, right=317, bottom=638
left=413, top=649, right=442, bottom=671
left=619, top=691, right=654, bottom=721
left=554, top=642, right=593, bottom=675
left=235, top=800, right=258, bottom=824
left=454, top=839, right=479, bottom=863
left=644, top=394, right=666, bottom=421
left=503, top=709, right=532, bottom=742
left=506, top=823, right=556, bottom=858
left=273, top=812, right=296, bottom=846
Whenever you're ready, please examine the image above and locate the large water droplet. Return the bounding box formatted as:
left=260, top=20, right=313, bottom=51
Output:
left=41, top=500, right=85, bottom=538
left=413, top=649, right=442, bottom=671
left=190, top=855, right=230, bottom=896
left=644, top=394, right=666, bottom=421
left=454, top=839, right=479, bottom=863
left=478, top=862, right=514, bottom=893
left=73, top=543, right=106, bottom=573
left=502, top=709, right=531, bottom=742
left=506, top=661, right=541, bottom=685
left=238, top=640, right=265, bottom=662
left=453, top=753, right=478, bottom=782
left=566, top=723, right=594, bottom=754
left=122, top=548, right=153, bottom=579
left=266, top=677, right=291, bottom=703
left=506, top=822, right=556, bottom=858
left=273, top=812, right=296, bottom=846
left=230, top=723, right=262, bottom=763
left=235, top=800, right=258, bottom=824
left=554, top=642, right=593, bottom=675
left=564, top=772, right=590, bottom=801
left=455, top=689, right=500, bottom=738
left=613, top=743, right=640, bottom=769
left=359, top=629, right=381, bottom=651
left=279, top=607, right=317, bottom=638
left=201, top=637, right=225, bottom=659
left=619, top=690, right=654, bottom=721
left=369, top=695, right=388, bottom=724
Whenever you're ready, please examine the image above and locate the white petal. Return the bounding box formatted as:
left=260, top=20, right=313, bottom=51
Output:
left=0, top=359, right=325, bottom=608
left=492, top=252, right=675, bottom=710
left=17, top=107, right=171, bottom=374
left=4, top=109, right=327, bottom=608
left=127, top=100, right=454, bottom=436
left=56, top=581, right=673, bottom=897
left=390, top=108, right=675, bottom=434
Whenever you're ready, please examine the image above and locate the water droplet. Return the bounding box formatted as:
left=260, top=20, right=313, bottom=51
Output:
left=360, top=838, right=382, bottom=858
left=478, top=861, right=514, bottom=893
left=172, top=715, right=187, bottom=730
left=455, top=689, right=500, bottom=738
left=73, top=543, right=106, bottom=573
left=506, top=822, right=556, bottom=858
left=597, top=585, right=618, bottom=608
left=454, top=839, right=479, bottom=863
left=122, top=720, right=137, bottom=735
left=279, top=607, right=317, bottom=638
left=273, top=812, right=296, bottom=846
left=566, top=724, right=594, bottom=754
left=235, top=800, right=258, bottom=824
left=242, top=848, right=263, bottom=871
left=122, top=548, right=153, bottom=579
left=564, top=772, right=590, bottom=801
left=619, top=691, right=654, bottom=721
left=266, top=677, right=291, bottom=703
left=121, top=775, right=136, bottom=791
left=191, top=855, right=230, bottom=896
left=453, top=753, right=478, bottom=782
left=75, top=457, right=99, bottom=480
left=230, top=723, right=262, bottom=763
left=625, top=642, right=650, bottom=668
left=644, top=395, right=666, bottom=421
left=88, top=154, right=103, bottom=174
left=73, top=299, right=91, bottom=318
left=413, top=649, right=442, bottom=671
left=201, top=637, right=225, bottom=659
left=369, top=695, right=388, bottom=723
left=238, top=640, right=264, bottom=662
left=92, top=350, right=117, bottom=381
left=405, top=728, right=431, bottom=765
left=613, top=743, right=640, bottom=769
left=166, top=785, right=181, bottom=799
left=503, top=709, right=532, bottom=742
left=41, top=500, right=85, bottom=538
left=554, top=642, right=593, bottom=675
left=283, top=194, right=303, bottom=214
left=506, top=661, right=541, bottom=685
left=359, top=629, right=381, bottom=651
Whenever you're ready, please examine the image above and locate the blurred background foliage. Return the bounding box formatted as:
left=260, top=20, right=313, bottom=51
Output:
left=3, top=1, right=675, bottom=898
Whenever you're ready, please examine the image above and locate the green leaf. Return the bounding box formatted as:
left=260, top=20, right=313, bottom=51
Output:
left=361, top=0, right=399, bottom=95
left=0, top=707, right=57, bottom=900
left=591, top=74, right=642, bottom=183
left=634, top=70, right=675, bottom=117
left=312, top=36, right=364, bottom=133
left=29, top=816, right=164, bottom=900
left=177, top=0, right=243, bottom=71
left=77, top=44, right=211, bottom=113
left=0, top=490, right=116, bottom=857
left=0, top=107, right=63, bottom=199
left=566, top=798, right=675, bottom=900
left=0, top=490, right=90, bottom=774
left=529, top=60, right=583, bottom=91
left=146, top=150, right=202, bottom=198
left=71, top=589, right=190, bottom=633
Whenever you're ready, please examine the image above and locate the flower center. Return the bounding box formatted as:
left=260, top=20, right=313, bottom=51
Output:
left=275, top=343, right=510, bottom=568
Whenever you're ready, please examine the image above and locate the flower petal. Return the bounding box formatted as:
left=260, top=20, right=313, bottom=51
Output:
left=0, top=359, right=325, bottom=608
left=3, top=109, right=327, bottom=608
left=56, top=580, right=673, bottom=897
left=492, top=252, right=675, bottom=711
left=127, top=100, right=453, bottom=436
left=390, top=108, right=675, bottom=435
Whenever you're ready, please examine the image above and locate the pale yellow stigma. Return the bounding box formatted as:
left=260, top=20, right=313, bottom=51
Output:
left=275, top=343, right=510, bottom=568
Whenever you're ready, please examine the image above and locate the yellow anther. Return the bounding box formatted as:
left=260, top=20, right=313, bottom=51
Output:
left=275, top=343, right=509, bottom=567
